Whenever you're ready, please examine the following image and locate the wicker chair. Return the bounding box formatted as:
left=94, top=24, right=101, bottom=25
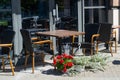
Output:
left=0, top=29, right=15, bottom=76
left=95, top=23, right=114, bottom=56
left=72, top=23, right=99, bottom=55
left=20, top=29, right=54, bottom=73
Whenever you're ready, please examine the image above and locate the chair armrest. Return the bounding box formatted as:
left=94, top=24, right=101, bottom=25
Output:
left=33, top=40, right=52, bottom=45
left=112, top=30, right=116, bottom=38
left=112, top=30, right=116, bottom=34
left=31, top=37, right=39, bottom=41
left=91, top=34, right=100, bottom=43
left=0, top=43, right=12, bottom=47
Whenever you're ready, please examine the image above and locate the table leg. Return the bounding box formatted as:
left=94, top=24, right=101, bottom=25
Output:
left=71, top=36, right=75, bottom=55
left=58, top=38, right=62, bottom=55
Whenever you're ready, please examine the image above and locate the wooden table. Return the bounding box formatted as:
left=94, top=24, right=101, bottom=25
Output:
left=36, top=30, right=85, bottom=55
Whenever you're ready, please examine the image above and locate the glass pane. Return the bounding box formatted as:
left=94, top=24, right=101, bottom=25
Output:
left=0, top=0, right=12, bottom=27
left=56, top=0, right=78, bottom=17
left=21, top=0, right=49, bottom=18
left=70, top=0, right=78, bottom=17
left=84, top=0, right=106, bottom=6
left=0, top=0, right=11, bottom=9
left=85, top=8, right=107, bottom=24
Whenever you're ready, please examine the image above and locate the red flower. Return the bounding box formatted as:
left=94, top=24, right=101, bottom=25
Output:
left=53, top=59, right=56, bottom=65
left=63, top=67, right=67, bottom=72
left=60, top=59, right=64, bottom=64
left=64, top=64, right=67, bottom=67
left=68, top=55, right=73, bottom=59
left=56, top=55, right=62, bottom=59
left=62, top=53, right=68, bottom=57
left=66, top=62, right=73, bottom=67
left=53, top=53, right=74, bottom=73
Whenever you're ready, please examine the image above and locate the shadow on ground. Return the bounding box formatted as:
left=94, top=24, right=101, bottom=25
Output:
left=112, top=60, right=120, bottom=65
left=42, top=69, right=64, bottom=76
left=15, top=55, right=53, bottom=72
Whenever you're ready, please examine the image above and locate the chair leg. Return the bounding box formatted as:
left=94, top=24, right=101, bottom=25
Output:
left=2, top=57, right=5, bottom=71
left=90, top=49, right=93, bottom=56
left=115, top=41, right=117, bottom=53
left=8, top=55, right=15, bottom=76
left=32, top=53, right=35, bottom=73
left=41, top=53, right=45, bottom=66
left=71, top=36, right=75, bottom=55
left=50, top=42, right=54, bottom=51
left=114, top=30, right=117, bottom=53
left=71, top=47, right=74, bottom=55
left=96, top=43, right=98, bottom=53
left=24, top=55, right=29, bottom=70
left=50, top=41, right=55, bottom=60
left=82, top=49, right=86, bottom=55
left=109, top=43, right=113, bottom=57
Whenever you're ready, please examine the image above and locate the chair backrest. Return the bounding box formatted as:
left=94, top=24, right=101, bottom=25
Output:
left=22, top=18, right=34, bottom=29
left=20, top=29, right=34, bottom=54
left=85, top=23, right=99, bottom=42
left=0, top=29, right=15, bottom=44
left=0, top=29, right=15, bottom=54
left=97, top=23, right=112, bottom=42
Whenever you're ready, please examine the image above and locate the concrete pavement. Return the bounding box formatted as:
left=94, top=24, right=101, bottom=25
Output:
left=0, top=46, right=120, bottom=80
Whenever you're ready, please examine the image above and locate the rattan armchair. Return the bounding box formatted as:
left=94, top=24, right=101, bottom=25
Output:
left=72, top=23, right=115, bottom=56
left=72, top=23, right=99, bottom=55
left=0, top=29, right=15, bottom=76
left=95, top=23, right=113, bottom=56
left=20, top=29, right=54, bottom=73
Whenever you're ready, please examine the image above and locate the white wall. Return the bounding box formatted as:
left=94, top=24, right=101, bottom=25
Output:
left=113, top=9, right=119, bottom=41
left=108, top=9, right=119, bottom=42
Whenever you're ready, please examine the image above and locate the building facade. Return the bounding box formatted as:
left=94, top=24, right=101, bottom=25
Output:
left=0, top=0, right=120, bottom=63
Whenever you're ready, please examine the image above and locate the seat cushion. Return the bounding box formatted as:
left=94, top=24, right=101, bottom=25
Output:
left=81, top=42, right=93, bottom=48
left=72, top=42, right=93, bottom=49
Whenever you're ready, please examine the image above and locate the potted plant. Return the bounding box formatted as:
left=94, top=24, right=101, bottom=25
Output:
left=53, top=53, right=74, bottom=73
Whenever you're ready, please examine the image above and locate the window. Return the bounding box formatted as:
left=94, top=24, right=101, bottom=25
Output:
left=84, top=0, right=108, bottom=24
left=85, top=8, right=107, bottom=23
left=21, top=0, right=49, bottom=18
left=0, top=0, right=12, bottom=26
left=84, top=0, right=106, bottom=6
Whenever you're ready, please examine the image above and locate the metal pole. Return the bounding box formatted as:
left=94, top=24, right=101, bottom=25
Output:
left=77, top=0, right=83, bottom=42
left=49, top=0, right=57, bottom=55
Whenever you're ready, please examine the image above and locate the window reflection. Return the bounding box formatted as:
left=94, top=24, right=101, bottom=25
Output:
left=85, top=9, right=107, bottom=24
left=0, top=0, right=12, bottom=27
left=84, top=0, right=106, bottom=6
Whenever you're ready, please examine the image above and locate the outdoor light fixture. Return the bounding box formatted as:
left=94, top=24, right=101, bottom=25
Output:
left=109, top=0, right=120, bottom=8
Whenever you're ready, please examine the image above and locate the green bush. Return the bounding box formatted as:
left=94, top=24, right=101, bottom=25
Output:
left=67, top=53, right=110, bottom=76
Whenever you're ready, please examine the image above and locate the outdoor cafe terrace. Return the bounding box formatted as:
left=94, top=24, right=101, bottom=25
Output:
left=0, top=44, right=120, bottom=80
